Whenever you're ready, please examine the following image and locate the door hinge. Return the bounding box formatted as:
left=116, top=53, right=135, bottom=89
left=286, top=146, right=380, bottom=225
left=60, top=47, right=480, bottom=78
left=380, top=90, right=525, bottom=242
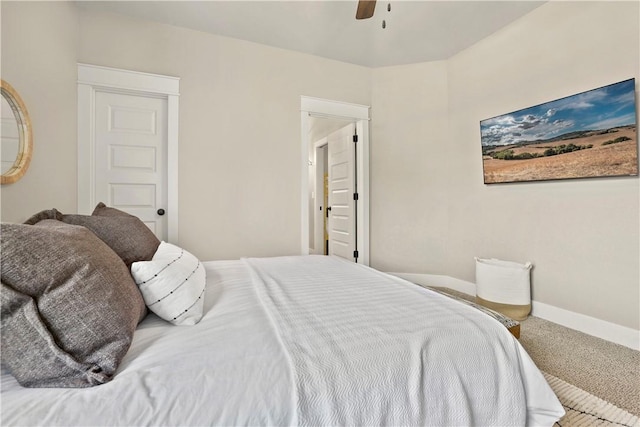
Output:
left=353, top=250, right=359, bottom=259
left=353, top=193, right=359, bottom=201
left=353, top=134, right=358, bottom=143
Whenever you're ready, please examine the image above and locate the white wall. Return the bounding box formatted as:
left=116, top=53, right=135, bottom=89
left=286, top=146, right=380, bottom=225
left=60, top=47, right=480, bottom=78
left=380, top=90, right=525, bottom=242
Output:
left=76, top=9, right=372, bottom=261
left=0, top=2, right=79, bottom=220
left=371, top=61, right=450, bottom=274
left=0, top=3, right=371, bottom=263
left=371, top=1, right=640, bottom=330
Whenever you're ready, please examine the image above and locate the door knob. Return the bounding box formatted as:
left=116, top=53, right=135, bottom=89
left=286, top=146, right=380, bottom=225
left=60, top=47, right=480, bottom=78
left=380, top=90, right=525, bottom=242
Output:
left=157, top=208, right=165, bottom=216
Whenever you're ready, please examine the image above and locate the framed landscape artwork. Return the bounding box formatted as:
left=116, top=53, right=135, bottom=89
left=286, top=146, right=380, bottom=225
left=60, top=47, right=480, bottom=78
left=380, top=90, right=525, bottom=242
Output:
left=480, top=78, right=638, bottom=184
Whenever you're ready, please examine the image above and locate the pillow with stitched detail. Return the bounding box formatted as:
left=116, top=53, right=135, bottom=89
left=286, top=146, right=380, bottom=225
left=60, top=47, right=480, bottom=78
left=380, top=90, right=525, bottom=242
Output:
left=131, top=242, right=206, bottom=326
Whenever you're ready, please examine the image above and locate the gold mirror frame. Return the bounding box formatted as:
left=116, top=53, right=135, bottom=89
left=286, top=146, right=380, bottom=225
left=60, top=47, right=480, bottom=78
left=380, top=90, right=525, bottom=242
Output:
left=1, top=80, right=33, bottom=184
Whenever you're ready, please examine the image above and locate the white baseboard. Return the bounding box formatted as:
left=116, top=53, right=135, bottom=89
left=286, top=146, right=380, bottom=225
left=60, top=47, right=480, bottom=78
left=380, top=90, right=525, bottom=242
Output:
left=388, top=272, right=640, bottom=351
left=530, top=300, right=640, bottom=351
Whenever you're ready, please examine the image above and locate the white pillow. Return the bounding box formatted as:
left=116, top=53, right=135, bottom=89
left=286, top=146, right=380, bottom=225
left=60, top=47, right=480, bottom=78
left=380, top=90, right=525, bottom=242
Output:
left=131, top=242, right=206, bottom=325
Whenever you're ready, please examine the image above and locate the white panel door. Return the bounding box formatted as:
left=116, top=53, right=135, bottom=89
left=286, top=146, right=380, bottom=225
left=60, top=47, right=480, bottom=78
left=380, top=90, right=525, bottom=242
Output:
left=327, top=124, right=356, bottom=261
left=94, top=91, right=168, bottom=240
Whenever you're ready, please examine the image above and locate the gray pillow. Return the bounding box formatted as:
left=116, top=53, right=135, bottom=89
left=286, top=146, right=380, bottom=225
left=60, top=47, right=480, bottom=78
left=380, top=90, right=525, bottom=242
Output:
left=27, top=204, right=160, bottom=268
left=68, top=203, right=160, bottom=268
left=1, top=220, right=147, bottom=388
left=23, top=208, right=63, bottom=224
left=92, top=201, right=135, bottom=217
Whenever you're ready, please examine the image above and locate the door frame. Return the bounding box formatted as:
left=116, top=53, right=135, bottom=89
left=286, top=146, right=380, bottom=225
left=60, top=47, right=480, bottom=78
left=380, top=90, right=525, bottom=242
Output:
left=77, top=63, right=180, bottom=243
left=312, top=138, right=328, bottom=255
left=300, top=96, right=370, bottom=265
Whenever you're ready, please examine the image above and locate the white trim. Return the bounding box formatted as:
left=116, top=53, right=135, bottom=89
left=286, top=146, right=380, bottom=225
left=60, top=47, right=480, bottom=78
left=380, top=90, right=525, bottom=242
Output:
left=312, top=137, right=328, bottom=255
left=300, top=110, right=311, bottom=254
left=166, top=95, right=180, bottom=243
left=300, top=96, right=371, bottom=265
left=388, top=272, right=640, bottom=350
left=531, top=300, right=639, bottom=351
left=301, top=97, right=370, bottom=121
left=77, top=63, right=180, bottom=243
left=77, top=63, right=179, bottom=96
left=355, top=119, right=370, bottom=266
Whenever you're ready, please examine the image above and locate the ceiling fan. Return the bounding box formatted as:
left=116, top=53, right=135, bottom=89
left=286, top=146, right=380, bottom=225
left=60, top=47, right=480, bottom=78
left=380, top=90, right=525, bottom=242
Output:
left=356, top=0, right=377, bottom=20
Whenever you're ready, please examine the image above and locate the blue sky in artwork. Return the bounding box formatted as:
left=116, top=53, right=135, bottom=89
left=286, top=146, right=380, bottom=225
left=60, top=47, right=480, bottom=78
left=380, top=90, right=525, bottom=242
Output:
left=480, top=79, right=637, bottom=147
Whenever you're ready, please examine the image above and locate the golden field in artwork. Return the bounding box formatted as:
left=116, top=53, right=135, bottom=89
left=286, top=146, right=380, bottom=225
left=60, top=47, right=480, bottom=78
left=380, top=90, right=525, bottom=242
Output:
left=482, top=126, right=638, bottom=184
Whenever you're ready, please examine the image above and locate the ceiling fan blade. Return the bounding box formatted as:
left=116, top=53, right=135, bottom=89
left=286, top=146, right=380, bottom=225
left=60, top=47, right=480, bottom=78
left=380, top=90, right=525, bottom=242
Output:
left=356, top=0, right=376, bottom=20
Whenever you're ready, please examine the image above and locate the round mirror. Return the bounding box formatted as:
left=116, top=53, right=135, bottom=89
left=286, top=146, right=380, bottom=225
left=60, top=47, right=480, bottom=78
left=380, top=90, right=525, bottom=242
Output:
left=1, top=80, right=32, bottom=184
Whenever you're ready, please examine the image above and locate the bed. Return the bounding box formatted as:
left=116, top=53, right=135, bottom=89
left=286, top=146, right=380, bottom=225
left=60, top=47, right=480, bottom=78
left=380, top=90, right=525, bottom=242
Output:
left=1, top=206, right=564, bottom=426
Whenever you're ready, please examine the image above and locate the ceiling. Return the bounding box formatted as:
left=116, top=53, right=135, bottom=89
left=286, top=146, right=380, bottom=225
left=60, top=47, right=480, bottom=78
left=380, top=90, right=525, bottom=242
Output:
left=76, top=0, right=545, bottom=68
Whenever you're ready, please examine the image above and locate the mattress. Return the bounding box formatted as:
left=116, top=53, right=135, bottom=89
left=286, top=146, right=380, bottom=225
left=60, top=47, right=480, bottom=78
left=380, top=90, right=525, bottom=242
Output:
left=1, top=255, right=564, bottom=426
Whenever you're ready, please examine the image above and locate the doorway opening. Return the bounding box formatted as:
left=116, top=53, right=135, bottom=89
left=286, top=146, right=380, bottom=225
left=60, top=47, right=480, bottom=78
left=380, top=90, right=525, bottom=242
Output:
left=312, top=122, right=356, bottom=260
left=300, top=96, right=370, bottom=265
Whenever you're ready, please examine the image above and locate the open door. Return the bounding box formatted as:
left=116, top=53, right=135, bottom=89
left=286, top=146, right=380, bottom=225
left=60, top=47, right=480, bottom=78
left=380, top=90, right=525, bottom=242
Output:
left=327, top=124, right=357, bottom=262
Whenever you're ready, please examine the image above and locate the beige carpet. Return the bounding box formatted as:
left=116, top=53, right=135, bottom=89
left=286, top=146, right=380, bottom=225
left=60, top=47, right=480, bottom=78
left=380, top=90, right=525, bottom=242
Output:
left=519, top=316, right=640, bottom=417
left=545, top=371, right=640, bottom=427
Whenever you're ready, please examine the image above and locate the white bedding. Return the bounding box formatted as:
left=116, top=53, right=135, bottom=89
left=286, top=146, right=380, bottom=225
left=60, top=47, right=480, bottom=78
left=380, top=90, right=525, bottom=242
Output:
left=1, top=255, right=564, bottom=426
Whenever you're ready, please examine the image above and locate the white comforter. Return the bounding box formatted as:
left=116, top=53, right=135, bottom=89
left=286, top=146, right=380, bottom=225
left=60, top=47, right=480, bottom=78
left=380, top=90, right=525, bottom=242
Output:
left=1, top=255, right=564, bottom=426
